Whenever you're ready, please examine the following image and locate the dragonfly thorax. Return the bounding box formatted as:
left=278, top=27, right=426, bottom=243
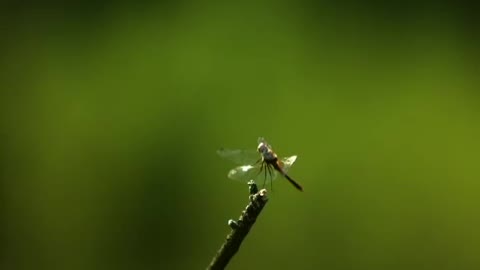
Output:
left=257, top=142, right=277, bottom=161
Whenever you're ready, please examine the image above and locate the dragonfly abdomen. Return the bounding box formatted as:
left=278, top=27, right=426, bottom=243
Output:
left=272, top=161, right=303, bottom=191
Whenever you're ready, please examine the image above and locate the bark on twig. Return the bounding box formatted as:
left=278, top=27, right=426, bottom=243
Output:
left=207, top=181, right=268, bottom=270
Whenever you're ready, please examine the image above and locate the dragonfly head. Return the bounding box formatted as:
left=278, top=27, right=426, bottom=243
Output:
left=257, top=142, right=269, bottom=155
left=257, top=138, right=277, bottom=160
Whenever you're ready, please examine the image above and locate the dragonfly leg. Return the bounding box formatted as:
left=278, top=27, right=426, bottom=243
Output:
left=266, top=164, right=274, bottom=191
left=263, top=162, right=267, bottom=189
left=255, top=162, right=265, bottom=188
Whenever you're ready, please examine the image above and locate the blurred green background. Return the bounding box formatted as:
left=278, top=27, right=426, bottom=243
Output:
left=1, top=1, right=480, bottom=269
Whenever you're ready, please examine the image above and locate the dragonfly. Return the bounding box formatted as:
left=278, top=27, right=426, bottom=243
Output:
left=217, top=137, right=303, bottom=191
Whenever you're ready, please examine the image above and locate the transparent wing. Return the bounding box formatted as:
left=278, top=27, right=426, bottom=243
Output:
left=257, top=137, right=270, bottom=147
left=217, top=148, right=259, bottom=165
left=227, top=155, right=297, bottom=184
left=227, top=164, right=280, bottom=182
left=278, top=155, right=297, bottom=174
left=257, top=137, right=266, bottom=144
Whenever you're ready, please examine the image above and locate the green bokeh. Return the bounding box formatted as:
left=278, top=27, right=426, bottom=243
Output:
left=2, top=2, right=480, bottom=269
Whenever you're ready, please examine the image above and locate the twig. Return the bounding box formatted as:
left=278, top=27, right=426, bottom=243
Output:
left=207, top=181, right=269, bottom=270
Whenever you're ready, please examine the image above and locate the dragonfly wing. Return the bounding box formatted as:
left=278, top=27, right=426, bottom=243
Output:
left=278, top=155, right=297, bottom=174
left=257, top=137, right=272, bottom=148
left=227, top=164, right=280, bottom=183
left=257, top=137, right=266, bottom=144
left=217, top=148, right=259, bottom=165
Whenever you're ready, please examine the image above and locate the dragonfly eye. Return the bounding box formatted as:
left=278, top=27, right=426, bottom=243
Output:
left=257, top=143, right=269, bottom=154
